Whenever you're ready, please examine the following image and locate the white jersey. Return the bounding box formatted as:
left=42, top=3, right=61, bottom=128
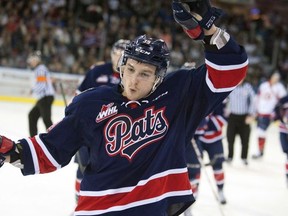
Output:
left=256, top=81, right=287, bottom=115
left=32, top=64, right=55, bottom=99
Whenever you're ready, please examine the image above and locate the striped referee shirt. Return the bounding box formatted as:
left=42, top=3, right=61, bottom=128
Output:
left=32, top=64, right=55, bottom=99
left=227, top=82, right=256, bottom=115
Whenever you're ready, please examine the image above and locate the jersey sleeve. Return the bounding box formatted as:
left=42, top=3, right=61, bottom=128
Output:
left=78, top=69, right=94, bottom=92
left=277, top=83, right=287, bottom=99
left=204, top=37, right=248, bottom=93
left=18, top=102, right=85, bottom=175
left=178, top=36, right=248, bottom=139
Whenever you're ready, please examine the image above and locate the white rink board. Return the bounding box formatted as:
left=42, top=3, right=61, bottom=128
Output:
left=0, top=66, right=83, bottom=101
left=0, top=101, right=288, bottom=216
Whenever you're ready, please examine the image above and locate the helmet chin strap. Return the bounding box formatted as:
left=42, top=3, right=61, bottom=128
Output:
left=119, top=67, right=124, bottom=91
left=148, top=76, right=162, bottom=96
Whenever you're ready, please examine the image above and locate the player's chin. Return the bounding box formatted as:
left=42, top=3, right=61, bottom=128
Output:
left=126, top=95, right=140, bottom=101
left=126, top=92, right=141, bottom=101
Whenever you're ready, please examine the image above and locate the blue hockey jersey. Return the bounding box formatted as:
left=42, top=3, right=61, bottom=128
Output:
left=77, top=62, right=120, bottom=93
left=275, top=95, right=288, bottom=134
left=197, top=101, right=227, bottom=144
left=18, top=38, right=248, bottom=216
left=75, top=62, right=120, bottom=178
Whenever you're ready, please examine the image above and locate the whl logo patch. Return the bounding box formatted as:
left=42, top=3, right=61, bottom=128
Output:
left=96, top=103, right=118, bottom=123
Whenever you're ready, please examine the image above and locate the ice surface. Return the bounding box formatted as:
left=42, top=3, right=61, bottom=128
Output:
left=0, top=101, right=288, bottom=216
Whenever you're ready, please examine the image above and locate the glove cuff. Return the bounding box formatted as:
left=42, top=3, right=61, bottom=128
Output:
left=0, top=142, right=23, bottom=168
left=203, top=28, right=230, bottom=50
left=210, top=28, right=230, bottom=49
left=0, top=155, right=5, bottom=167
left=184, top=26, right=204, bottom=40
left=0, top=135, right=16, bottom=168
left=0, top=135, right=15, bottom=155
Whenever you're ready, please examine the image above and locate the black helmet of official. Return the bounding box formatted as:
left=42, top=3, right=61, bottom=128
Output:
left=120, top=35, right=170, bottom=93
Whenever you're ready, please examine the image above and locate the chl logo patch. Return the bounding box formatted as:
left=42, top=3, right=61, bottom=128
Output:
left=96, top=103, right=118, bottom=123
left=104, top=106, right=169, bottom=161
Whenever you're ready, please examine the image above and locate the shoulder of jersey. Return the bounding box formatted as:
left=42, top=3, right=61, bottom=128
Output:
left=89, top=62, right=113, bottom=73
left=76, top=85, right=113, bottom=100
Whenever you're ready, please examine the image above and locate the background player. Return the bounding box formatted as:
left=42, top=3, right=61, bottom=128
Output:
left=0, top=1, right=248, bottom=215
left=184, top=101, right=227, bottom=216
left=74, top=39, right=130, bottom=201
left=76, top=39, right=131, bottom=94
left=274, top=95, right=288, bottom=187
left=27, top=51, right=55, bottom=137
left=252, top=72, right=287, bottom=159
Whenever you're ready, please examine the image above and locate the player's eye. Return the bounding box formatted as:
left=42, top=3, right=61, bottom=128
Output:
left=126, top=67, right=135, bottom=74
left=140, top=72, right=151, bottom=78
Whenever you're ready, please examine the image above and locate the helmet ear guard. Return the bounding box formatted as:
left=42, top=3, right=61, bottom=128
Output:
left=117, top=52, right=125, bottom=74
left=151, top=76, right=163, bottom=94
left=111, top=39, right=131, bottom=73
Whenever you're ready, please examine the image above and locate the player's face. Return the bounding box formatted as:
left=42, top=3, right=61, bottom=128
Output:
left=270, top=73, right=280, bottom=84
left=121, top=58, right=157, bottom=101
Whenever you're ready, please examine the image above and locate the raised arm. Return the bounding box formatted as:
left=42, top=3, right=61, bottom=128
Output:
left=172, top=0, right=248, bottom=92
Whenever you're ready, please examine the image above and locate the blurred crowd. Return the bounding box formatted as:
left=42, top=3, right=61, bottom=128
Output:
left=0, top=0, right=287, bottom=89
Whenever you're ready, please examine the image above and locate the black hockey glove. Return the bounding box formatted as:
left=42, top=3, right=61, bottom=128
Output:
left=0, top=135, right=16, bottom=167
left=172, top=1, right=204, bottom=40
left=182, top=0, right=223, bottom=30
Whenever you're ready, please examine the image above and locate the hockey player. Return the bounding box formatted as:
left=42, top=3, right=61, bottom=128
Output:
left=0, top=1, right=248, bottom=215
left=76, top=39, right=131, bottom=94
left=252, top=72, right=287, bottom=159
left=184, top=102, right=227, bottom=216
left=74, top=39, right=130, bottom=201
left=274, top=95, right=288, bottom=187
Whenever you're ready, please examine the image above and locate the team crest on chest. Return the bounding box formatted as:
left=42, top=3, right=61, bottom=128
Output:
left=104, top=106, right=169, bottom=161
left=96, top=103, right=118, bottom=123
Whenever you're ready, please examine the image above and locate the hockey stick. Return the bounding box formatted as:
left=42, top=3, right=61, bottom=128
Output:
left=59, top=82, right=67, bottom=107
left=75, top=151, right=87, bottom=174
left=190, top=138, right=226, bottom=216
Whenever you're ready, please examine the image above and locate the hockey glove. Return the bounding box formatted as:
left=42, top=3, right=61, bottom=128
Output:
left=182, top=0, right=224, bottom=30
left=172, top=1, right=204, bottom=40
left=0, top=135, right=15, bottom=167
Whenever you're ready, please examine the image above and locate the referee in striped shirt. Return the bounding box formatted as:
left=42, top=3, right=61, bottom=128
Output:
left=226, top=79, right=256, bottom=165
left=27, top=51, right=55, bottom=137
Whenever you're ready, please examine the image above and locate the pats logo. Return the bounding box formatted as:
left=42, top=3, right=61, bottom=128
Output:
left=103, top=106, right=169, bottom=161
left=96, top=103, right=118, bottom=123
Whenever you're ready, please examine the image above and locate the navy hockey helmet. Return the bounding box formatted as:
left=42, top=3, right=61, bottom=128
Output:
left=111, top=39, right=131, bottom=72
left=121, top=35, right=170, bottom=80
left=111, top=39, right=131, bottom=53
